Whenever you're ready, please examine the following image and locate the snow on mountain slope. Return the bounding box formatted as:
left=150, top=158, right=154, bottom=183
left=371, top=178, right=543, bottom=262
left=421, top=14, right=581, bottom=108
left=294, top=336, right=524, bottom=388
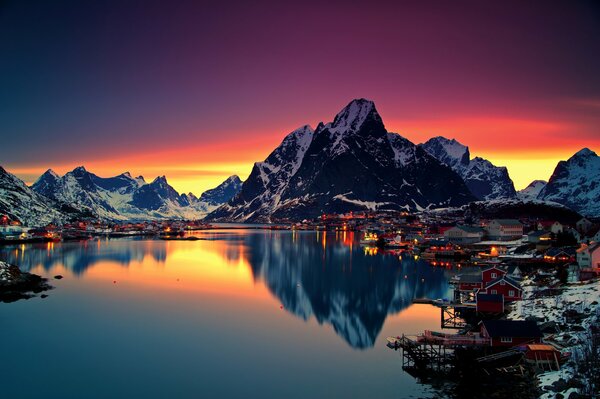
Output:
left=198, top=175, right=243, bottom=206
left=421, top=136, right=517, bottom=200
left=207, top=99, right=475, bottom=222
left=0, top=166, right=65, bottom=226
left=518, top=180, right=547, bottom=201
left=31, top=167, right=237, bottom=221
left=538, top=148, right=600, bottom=217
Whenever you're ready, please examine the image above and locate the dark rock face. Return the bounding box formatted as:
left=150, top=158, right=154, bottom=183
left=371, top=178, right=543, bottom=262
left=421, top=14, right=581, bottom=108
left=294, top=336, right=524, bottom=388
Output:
left=207, top=99, right=475, bottom=222
left=198, top=175, right=243, bottom=206
left=0, top=261, right=52, bottom=303
left=421, top=137, right=517, bottom=200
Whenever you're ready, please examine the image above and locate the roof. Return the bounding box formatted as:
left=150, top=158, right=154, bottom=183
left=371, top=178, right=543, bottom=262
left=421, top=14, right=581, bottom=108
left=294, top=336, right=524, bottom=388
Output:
left=482, top=320, right=543, bottom=338
left=477, top=293, right=504, bottom=303
left=526, top=344, right=559, bottom=352
left=491, top=219, right=522, bottom=227
left=528, top=230, right=552, bottom=238
left=458, top=274, right=482, bottom=283
left=453, top=225, right=485, bottom=234
left=545, top=247, right=576, bottom=257
left=485, top=275, right=522, bottom=290
left=482, top=265, right=506, bottom=274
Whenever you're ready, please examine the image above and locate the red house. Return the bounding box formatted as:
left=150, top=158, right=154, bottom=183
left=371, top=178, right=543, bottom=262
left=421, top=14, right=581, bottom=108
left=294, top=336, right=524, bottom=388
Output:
left=482, top=276, right=523, bottom=301
left=476, top=293, right=504, bottom=314
left=481, top=266, right=507, bottom=285
left=481, top=320, right=543, bottom=347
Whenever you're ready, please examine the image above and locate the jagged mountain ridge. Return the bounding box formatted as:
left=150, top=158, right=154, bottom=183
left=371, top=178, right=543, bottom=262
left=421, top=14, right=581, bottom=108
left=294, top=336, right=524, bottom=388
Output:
left=537, top=148, right=600, bottom=217
left=421, top=136, right=517, bottom=200
left=207, top=99, right=476, bottom=222
left=30, top=167, right=242, bottom=221
left=0, top=166, right=66, bottom=226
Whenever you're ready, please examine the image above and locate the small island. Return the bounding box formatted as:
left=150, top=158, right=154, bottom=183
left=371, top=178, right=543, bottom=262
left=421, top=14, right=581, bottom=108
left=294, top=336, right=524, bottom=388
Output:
left=0, top=261, right=52, bottom=303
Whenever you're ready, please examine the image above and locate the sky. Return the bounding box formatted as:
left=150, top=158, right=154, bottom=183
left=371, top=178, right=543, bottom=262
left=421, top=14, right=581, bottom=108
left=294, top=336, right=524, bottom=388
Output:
left=1, top=0, right=599, bottom=194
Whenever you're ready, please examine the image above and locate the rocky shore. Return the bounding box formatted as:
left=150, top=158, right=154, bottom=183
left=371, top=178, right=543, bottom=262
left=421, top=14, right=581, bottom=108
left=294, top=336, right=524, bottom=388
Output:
left=0, top=260, right=52, bottom=302
left=509, top=274, right=600, bottom=398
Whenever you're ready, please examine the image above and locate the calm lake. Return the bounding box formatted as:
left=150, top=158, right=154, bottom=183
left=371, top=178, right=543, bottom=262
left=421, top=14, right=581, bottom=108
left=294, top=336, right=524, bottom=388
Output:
left=0, top=228, right=453, bottom=398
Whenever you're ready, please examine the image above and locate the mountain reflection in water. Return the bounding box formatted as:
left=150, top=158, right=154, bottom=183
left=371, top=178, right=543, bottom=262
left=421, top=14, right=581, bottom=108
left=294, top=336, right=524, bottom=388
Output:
left=0, top=230, right=451, bottom=349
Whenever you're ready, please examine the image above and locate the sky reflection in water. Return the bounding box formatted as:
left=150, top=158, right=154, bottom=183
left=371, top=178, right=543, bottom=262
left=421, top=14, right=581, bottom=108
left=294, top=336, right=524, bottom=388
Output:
left=0, top=230, right=452, bottom=398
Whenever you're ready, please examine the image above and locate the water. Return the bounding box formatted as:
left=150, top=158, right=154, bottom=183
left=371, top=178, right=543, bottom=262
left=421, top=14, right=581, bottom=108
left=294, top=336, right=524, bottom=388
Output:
left=0, top=229, right=453, bottom=398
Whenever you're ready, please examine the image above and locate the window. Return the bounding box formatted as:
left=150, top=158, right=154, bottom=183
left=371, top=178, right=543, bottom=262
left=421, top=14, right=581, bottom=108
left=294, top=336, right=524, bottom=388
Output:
left=491, top=289, right=497, bottom=294
left=491, top=272, right=497, bottom=278
left=509, top=290, right=515, bottom=297
left=500, top=337, right=512, bottom=343
left=500, top=281, right=505, bottom=286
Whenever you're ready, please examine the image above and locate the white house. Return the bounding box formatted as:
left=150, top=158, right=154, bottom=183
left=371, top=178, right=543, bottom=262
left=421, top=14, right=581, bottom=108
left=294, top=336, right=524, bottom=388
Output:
left=577, top=242, right=600, bottom=269
left=486, top=219, right=523, bottom=241
left=444, top=225, right=485, bottom=244
left=537, top=221, right=564, bottom=234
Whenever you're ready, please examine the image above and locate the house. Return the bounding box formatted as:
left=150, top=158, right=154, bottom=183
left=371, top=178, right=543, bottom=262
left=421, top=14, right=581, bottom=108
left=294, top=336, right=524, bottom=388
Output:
left=537, top=221, right=564, bottom=234
left=481, top=320, right=543, bottom=347
left=486, top=219, right=523, bottom=241
left=481, top=266, right=507, bottom=285
left=482, top=276, right=522, bottom=301
left=544, top=247, right=576, bottom=263
left=505, top=265, right=523, bottom=280
left=577, top=242, right=600, bottom=269
left=444, top=225, right=485, bottom=244
left=576, top=217, right=595, bottom=234
left=524, top=344, right=562, bottom=370
left=476, top=293, right=504, bottom=314
left=527, top=230, right=552, bottom=244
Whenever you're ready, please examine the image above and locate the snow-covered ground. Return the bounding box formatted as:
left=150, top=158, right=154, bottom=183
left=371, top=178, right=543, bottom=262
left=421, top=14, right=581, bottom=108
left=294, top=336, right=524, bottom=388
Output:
left=508, top=276, right=600, bottom=398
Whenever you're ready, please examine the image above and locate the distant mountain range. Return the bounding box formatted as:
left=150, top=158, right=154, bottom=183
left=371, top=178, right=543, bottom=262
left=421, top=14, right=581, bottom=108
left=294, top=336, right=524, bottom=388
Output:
left=0, top=166, right=243, bottom=226
left=1, top=98, right=599, bottom=225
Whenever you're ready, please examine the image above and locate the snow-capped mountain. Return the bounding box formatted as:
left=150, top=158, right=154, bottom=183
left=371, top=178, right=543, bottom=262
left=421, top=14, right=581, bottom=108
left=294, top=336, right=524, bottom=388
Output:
left=0, top=166, right=65, bottom=226
left=518, top=180, right=547, bottom=201
left=31, top=167, right=237, bottom=221
left=198, top=175, right=243, bottom=206
left=421, top=137, right=517, bottom=200
left=207, top=99, right=475, bottom=222
left=538, top=148, right=600, bottom=217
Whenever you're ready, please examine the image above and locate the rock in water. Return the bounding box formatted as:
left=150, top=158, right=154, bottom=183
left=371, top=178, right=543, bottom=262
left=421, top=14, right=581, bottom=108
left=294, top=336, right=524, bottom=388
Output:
left=0, top=261, right=52, bottom=303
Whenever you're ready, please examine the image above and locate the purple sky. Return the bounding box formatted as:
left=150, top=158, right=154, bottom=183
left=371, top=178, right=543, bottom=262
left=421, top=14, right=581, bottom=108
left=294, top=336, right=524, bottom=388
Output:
left=1, top=0, right=599, bottom=192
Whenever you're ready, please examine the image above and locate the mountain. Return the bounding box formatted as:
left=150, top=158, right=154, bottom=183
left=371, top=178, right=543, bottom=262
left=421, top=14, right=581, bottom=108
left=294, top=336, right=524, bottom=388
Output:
left=421, top=137, right=517, bottom=200
left=198, top=175, right=243, bottom=206
left=0, top=166, right=65, bottom=226
left=538, top=148, right=600, bottom=217
left=31, top=167, right=237, bottom=221
left=207, top=99, right=475, bottom=222
left=518, top=180, right=547, bottom=201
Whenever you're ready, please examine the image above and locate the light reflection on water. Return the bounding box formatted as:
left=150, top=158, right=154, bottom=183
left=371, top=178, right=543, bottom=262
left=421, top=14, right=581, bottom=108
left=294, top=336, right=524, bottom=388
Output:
left=0, top=230, right=453, bottom=398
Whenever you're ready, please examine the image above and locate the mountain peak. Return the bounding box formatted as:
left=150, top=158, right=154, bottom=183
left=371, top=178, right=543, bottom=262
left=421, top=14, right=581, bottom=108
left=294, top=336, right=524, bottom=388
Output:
left=329, top=98, right=381, bottom=134
left=422, top=136, right=470, bottom=167
left=152, top=175, right=168, bottom=185
left=572, top=148, right=597, bottom=158
left=42, top=169, right=60, bottom=179
left=72, top=166, right=87, bottom=174
left=225, top=175, right=242, bottom=184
